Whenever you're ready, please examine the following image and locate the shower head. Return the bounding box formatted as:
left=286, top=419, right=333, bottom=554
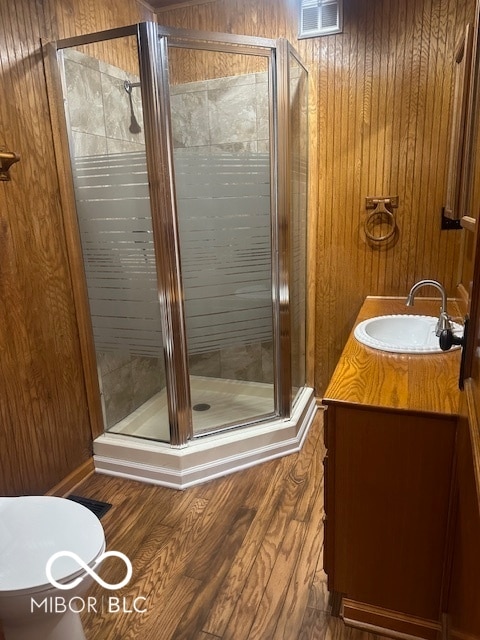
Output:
left=124, top=80, right=142, bottom=134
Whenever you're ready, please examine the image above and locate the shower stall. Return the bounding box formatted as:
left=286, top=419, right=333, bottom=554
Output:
left=46, top=23, right=315, bottom=488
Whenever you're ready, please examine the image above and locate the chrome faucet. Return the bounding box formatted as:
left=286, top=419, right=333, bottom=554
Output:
left=405, top=279, right=452, bottom=337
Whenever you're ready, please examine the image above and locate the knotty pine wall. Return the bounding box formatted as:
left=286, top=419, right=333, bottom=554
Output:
left=0, top=0, right=153, bottom=496
left=158, top=0, right=475, bottom=392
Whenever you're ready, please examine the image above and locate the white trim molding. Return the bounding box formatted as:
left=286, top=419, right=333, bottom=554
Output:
left=93, top=387, right=317, bottom=489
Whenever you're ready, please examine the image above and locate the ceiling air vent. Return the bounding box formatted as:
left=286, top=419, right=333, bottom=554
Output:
left=299, top=0, right=343, bottom=38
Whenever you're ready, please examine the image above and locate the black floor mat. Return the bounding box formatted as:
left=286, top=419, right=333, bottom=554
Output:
left=67, top=495, right=112, bottom=520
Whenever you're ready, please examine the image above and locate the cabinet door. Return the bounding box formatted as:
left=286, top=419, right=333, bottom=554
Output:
left=447, top=392, right=480, bottom=639
left=332, top=406, right=455, bottom=621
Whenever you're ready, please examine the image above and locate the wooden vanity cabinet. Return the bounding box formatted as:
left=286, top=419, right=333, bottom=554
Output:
left=323, top=298, right=462, bottom=640
left=324, top=403, right=456, bottom=637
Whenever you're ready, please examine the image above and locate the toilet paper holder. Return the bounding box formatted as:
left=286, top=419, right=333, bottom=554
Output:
left=364, top=196, right=399, bottom=242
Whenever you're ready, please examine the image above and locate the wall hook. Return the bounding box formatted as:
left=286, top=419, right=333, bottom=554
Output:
left=0, top=149, right=20, bottom=181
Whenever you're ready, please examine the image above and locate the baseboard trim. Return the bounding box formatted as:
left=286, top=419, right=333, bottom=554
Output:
left=93, top=387, right=317, bottom=489
left=342, top=599, right=441, bottom=640
left=45, top=459, right=95, bottom=497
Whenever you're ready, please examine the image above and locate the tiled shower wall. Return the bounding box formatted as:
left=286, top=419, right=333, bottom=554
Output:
left=64, top=48, right=145, bottom=156
left=65, top=51, right=274, bottom=429
left=170, top=72, right=270, bottom=154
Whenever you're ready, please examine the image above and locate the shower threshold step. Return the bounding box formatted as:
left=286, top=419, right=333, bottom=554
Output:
left=93, top=387, right=317, bottom=490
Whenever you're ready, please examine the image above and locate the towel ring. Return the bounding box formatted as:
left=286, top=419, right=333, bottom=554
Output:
left=364, top=199, right=397, bottom=242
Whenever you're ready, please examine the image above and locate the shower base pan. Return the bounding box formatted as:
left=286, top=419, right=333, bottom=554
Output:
left=93, top=385, right=317, bottom=489
left=107, top=376, right=277, bottom=440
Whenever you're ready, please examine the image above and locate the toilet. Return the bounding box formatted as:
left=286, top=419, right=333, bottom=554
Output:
left=0, top=496, right=106, bottom=640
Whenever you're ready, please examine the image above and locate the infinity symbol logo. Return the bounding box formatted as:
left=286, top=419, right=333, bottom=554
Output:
left=45, top=551, right=133, bottom=591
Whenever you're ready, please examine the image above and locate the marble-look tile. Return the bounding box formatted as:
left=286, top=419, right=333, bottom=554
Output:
left=102, top=362, right=134, bottom=428
left=131, top=356, right=166, bottom=410
left=261, top=340, right=274, bottom=383
left=255, top=71, right=269, bottom=84
left=208, top=84, right=257, bottom=145
left=64, top=48, right=100, bottom=71
left=170, top=90, right=210, bottom=148
left=65, top=59, right=105, bottom=136
left=173, top=145, right=211, bottom=156
left=256, top=81, right=270, bottom=142
left=97, top=350, right=132, bottom=376
left=257, top=139, right=270, bottom=154
left=99, top=59, right=131, bottom=81
left=189, top=350, right=222, bottom=378
left=71, top=131, right=107, bottom=158
left=169, top=79, right=208, bottom=95
left=210, top=141, right=258, bottom=153
left=220, top=342, right=263, bottom=382
left=106, top=138, right=145, bottom=154
left=206, top=73, right=256, bottom=92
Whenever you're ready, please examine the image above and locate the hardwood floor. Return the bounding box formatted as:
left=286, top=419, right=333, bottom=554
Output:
left=68, top=412, right=388, bottom=639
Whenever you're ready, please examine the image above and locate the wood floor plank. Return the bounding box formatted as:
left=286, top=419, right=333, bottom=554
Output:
left=298, top=608, right=335, bottom=640
left=307, top=538, right=330, bottom=612
left=272, top=486, right=326, bottom=638
left=293, top=419, right=326, bottom=522
left=246, top=519, right=307, bottom=640
left=201, top=454, right=297, bottom=636
left=172, top=507, right=256, bottom=639
left=141, top=575, right=201, bottom=640
left=82, top=497, right=208, bottom=639
left=215, top=475, right=306, bottom=639
left=180, top=471, right=259, bottom=580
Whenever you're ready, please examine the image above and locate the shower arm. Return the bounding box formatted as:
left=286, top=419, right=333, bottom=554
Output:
left=124, top=80, right=141, bottom=95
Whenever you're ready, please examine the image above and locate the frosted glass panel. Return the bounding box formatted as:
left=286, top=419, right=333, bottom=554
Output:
left=168, top=46, right=275, bottom=434
left=62, top=39, right=170, bottom=443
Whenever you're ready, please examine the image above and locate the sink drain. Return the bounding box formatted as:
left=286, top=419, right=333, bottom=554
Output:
left=193, top=403, right=211, bottom=411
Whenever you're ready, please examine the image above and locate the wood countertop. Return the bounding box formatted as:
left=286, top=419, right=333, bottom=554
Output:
left=322, top=297, right=463, bottom=416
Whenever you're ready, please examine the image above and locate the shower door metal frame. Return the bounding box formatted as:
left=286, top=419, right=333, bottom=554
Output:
left=283, top=41, right=310, bottom=409
left=156, top=26, right=292, bottom=436
left=46, top=22, right=307, bottom=447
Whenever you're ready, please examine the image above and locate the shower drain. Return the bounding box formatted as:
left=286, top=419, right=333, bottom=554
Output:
left=193, top=403, right=211, bottom=411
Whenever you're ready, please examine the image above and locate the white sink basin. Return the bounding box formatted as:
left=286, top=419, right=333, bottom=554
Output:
left=354, top=314, right=463, bottom=354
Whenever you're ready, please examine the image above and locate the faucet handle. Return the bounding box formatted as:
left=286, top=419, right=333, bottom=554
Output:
left=439, top=316, right=469, bottom=391
left=439, top=328, right=464, bottom=351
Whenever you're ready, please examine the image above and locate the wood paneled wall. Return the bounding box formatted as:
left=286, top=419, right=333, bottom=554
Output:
left=158, top=0, right=475, bottom=392
left=0, top=0, right=153, bottom=496
left=0, top=0, right=475, bottom=496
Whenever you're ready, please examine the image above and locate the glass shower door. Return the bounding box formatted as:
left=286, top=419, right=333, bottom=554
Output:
left=52, top=24, right=308, bottom=448
left=167, top=44, right=276, bottom=435
left=59, top=35, right=171, bottom=443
